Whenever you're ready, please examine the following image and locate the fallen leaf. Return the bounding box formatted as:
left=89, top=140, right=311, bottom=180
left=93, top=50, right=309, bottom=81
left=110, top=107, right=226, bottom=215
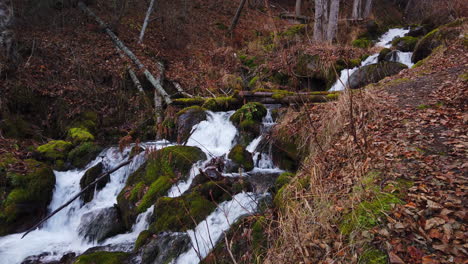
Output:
left=389, top=251, right=405, bottom=264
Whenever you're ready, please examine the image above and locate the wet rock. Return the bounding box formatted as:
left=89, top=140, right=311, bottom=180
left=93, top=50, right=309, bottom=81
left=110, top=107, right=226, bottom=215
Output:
left=378, top=48, right=392, bottom=62
left=348, top=62, right=408, bottom=89
left=230, top=102, right=267, bottom=146
left=80, top=162, right=107, bottom=204
left=247, top=171, right=281, bottom=193
left=21, top=253, right=75, bottom=264
left=73, top=251, right=131, bottom=264
left=176, top=106, right=207, bottom=144
left=412, top=22, right=462, bottom=62
left=67, top=142, right=102, bottom=169
left=406, top=25, right=428, bottom=37
left=227, top=145, right=254, bottom=172
left=138, top=232, right=190, bottom=264
left=392, top=36, right=418, bottom=52
left=78, top=206, right=126, bottom=243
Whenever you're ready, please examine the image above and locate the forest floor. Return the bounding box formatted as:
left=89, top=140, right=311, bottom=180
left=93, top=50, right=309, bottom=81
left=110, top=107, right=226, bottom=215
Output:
left=368, top=42, right=467, bottom=263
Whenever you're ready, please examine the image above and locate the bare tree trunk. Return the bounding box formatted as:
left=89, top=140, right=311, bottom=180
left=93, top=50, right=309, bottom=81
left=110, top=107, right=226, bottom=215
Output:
left=0, top=0, right=18, bottom=68
left=314, top=0, right=325, bottom=42
left=327, top=0, right=340, bottom=43
left=322, top=0, right=329, bottom=37
left=404, top=0, right=413, bottom=14
left=138, top=0, right=156, bottom=44
left=363, top=0, right=373, bottom=18
left=295, top=0, right=302, bottom=17
left=229, top=0, right=247, bottom=32
left=352, top=0, right=361, bottom=19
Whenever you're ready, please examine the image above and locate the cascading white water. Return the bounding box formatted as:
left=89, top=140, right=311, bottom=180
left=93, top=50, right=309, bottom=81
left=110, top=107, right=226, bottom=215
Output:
left=0, top=141, right=170, bottom=263
left=330, top=28, right=413, bottom=91
left=0, top=109, right=277, bottom=264
left=173, top=192, right=264, bottom=264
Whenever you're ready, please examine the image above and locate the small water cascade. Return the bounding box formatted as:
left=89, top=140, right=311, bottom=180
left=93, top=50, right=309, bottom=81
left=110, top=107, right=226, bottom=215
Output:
left=0, top=108, right=280, bottom=263
left=330, top=28, right=413, bottom=91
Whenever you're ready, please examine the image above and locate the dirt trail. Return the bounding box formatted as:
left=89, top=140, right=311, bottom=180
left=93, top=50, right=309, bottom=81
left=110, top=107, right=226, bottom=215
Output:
left=369, top=43, right=467, bottom=263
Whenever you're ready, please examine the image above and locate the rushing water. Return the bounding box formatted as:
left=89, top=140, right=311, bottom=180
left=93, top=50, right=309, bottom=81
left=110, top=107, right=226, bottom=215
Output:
left=0, top=109, right=279, bottom=263
left=330, top=28, right=413, bottom=91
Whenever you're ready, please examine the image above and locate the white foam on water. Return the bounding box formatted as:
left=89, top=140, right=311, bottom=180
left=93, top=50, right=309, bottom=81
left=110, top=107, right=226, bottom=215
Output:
left=376, top=28, right=410, bottom=48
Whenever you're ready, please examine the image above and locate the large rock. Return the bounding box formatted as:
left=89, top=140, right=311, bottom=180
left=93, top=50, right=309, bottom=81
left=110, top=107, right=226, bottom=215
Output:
left=78, top=207, right=126, bottom=243
left=227, top=144, right=254, bottom=172
left=392, top=36, right=418, bottom=52
left=406, top=25, right=428, bottom=37
left=348, top=62, right=408, bottom=89
left=0, top=158, right=55, bottom=236
left=117, top=146, right=206, bottom=230
left=230, top=102, right=267, bottom=146
left=176, top=106, right=207, bottom=144
left=80, top=162, right=107, bottom=204
left=138, top=233, right=191, bottom=264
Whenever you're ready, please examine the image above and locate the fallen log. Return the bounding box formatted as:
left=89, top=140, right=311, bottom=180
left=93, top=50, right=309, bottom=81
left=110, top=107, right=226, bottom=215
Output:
left=279, top=13, right=312, bottom=23
left=21, top=158, right=133, bottom=239
left=77, top=1, right=172, bottom=104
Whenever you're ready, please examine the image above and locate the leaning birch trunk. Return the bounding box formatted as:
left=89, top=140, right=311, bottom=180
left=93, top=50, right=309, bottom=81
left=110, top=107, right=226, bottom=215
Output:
left=229, top=0, right=247, bottom=32
left=116, top=48, right=144, bottom=93
left=295, top=0, right=302, bottom=17
left=138, top=0, right=156, bottom=44
left=352, top=0, right=361, bottom=19
left=313, top=0, right=325, bottom=42
left=77, top=1, right=172, bottom=105
left=363, top=0, right=373, bottom=18
left=326, top=0, right=340, bottom=43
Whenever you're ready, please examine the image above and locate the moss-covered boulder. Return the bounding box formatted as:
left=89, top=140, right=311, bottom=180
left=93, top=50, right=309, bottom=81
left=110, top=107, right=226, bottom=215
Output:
left=117, top=146, right=206, bottom=229
left=227, top=144, right=254, bottom=172
left=176, top=106, right=207, bottom=144
left=348, top=62, right=408, bottom=89
left=68, top=142, right=103, bottom=169
left=392, top=36, right=418, bottom=52
left=73, top=251, right=130, bottom=264
left=271, top=125, right=301, bottom=171
left=149, top=180, right=235, bottom=233
left=67, top=127, right=94, bottom=145
left=230, top=102, right=267, bottom=146
left=407, top=25, right=428, bottom=37
left=0, top=158, right=55, bottom=236
left=377, top=48, right=392, bottom=62
left=352, top=38, right=372, bottom=48
left=412, top=21, right=463, bottom=62
left=37, top=140, right=73, bottom=161
left=80, top=162, right=106, bottom=204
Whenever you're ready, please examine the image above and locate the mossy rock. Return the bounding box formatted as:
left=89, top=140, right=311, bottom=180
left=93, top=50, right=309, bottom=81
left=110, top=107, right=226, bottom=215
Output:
left=392, top=36, right=418, bottom=52
left=70, top=111, right=99, bottom=134
left=37, top=140, right=73, bottom=160
left=230, top=102, right=267, bottom=125
left=74, top=251, right=130, bottom=264
left=67, top=127, right=95, bottom=145
left=149, top=180, right=234, bottom=233
left=176, top=106, right=207, bottom=144
left=294, top=53, right=337, bottom=90
left=172, top=97, right=206, bottom=106
left=135, top=230, right=153, bottom=250
left=352, top=38, right=372, bottom=48
left=117, top=146, right=206, bottom=229
left=202, top=97, right=239, bottom=111
left=348, top=62, right=408, bottom=89
left=377, top=48, right=392, bottom=62
left=68, top=142, right=103, bottom=169
left=271, top=125, right=301, bottom=171
left=275, top=172, right=293, bottom=191
left=80, top=162, right=106, bottom=204
left=228, top=144, right=254, bottom=172
left=0, top=159, right=55, bottom=236
left=412, top=20, right=464, bottom=62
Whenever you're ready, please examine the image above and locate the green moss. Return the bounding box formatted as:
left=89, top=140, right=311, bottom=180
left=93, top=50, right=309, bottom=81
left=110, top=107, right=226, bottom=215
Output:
left=378, top=48, right=391, bottom=61
left=273, top=185, right=287, bottom=211
left=249, top=76, right=260, bottom=88
left=326, top=93, right=339, bottom=101
left=172, top=97, right=206, bottom=106
left=459, top=73, right=468, bottom=81
left=161, top=118, right=175, bottom=129
left=74, top=252, right=130, bottom=264
left=417, top=104, right=430, bottom=110
left=202, top=97, right=238, bottom=111
left=275, top=172, right=293, bottom=190
left=239, top=54, right=259, bottom=69
left=68, top=142, right=102, bottom=168
left=272, top=90, right=294, bottom=100
left=268, top=71, right=290, bottom=85
left=252, top=216, right=267, bottom=253
left=359, top=248, right=388, bottom=264
left=129, top=182, right=146, bottom=203
left=137, top=175, right=172, bottom=213
left=340, top=192, right=403, bottom=235
left=352, top=38, right=372, bottom=48
left=68, top=127, right=94, bottom=144
left=150, top=192, right=216, bottom=233
left=349, top=58, right=362, bottom=68
left=230, top=102, right=267, bottom=125
left=37, top=140, right=73, bottom=160
left=228, top=145, right=254, bottom=171
left=392, top=36, right=418, bottom=51
left=135, top=230, right=152, bottom=250
left=280, top=24, right=306, bottom=37
left=176, top=106, right=207, bottom=117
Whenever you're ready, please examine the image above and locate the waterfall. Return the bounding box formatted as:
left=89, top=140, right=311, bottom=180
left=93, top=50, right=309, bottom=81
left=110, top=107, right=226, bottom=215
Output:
left=330, top=28, right=412, bottom=91
left=0, top=109, right=277, bottom=264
